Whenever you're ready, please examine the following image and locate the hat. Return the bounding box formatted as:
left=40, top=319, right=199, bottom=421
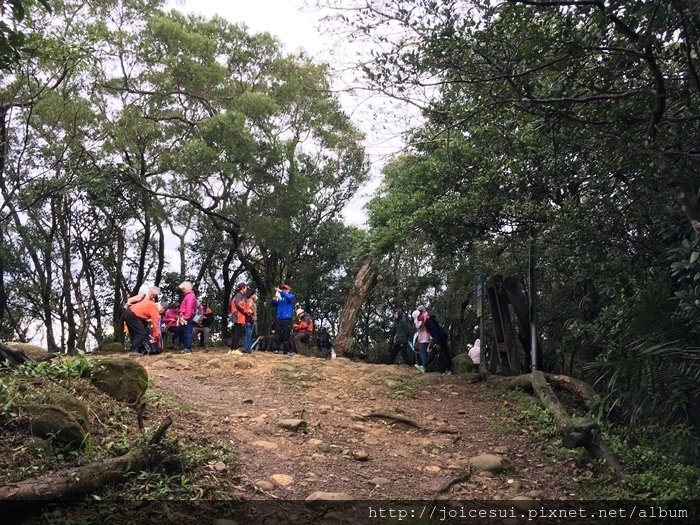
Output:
left=296, top=308, right=305, bottom=317
left=280, top=284, right=290, bottom=291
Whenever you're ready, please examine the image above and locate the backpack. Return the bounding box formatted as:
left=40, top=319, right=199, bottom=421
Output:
left=316, top=329, right=333, bottom=357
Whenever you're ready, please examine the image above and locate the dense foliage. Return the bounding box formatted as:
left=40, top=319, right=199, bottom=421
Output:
left=321, top=0, right=700, bottom=437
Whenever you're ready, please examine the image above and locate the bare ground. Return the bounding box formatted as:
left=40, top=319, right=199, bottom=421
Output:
left=139, top=347, right=580, bottom=502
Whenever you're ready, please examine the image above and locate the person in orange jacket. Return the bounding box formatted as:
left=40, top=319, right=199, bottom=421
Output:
left=124, top=294, right=162, bottom=355
left=230, top=282, right=252, bottom=352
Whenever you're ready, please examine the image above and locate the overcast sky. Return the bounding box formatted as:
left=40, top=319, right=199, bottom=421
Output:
left=166, top=0, right=413, bottom=226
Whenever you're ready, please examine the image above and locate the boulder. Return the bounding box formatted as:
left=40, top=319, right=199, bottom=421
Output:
left=45, top=392, right=90, bottom=431
left=90, top=358, right=148, bottom=403
left=7, top=342, right=49, bottom=361
left=452, top=353, right=477, bottom=375
left=24, top=404, right=87, bottom=447
left=305, top=491, right=353, bottom=506
left=98, top=342, right=125, bottom=354
left=277, top=419, right=307, bottom=431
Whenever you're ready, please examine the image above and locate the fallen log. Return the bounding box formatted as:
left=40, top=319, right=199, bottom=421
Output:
left=530, top=370, right=598, bottom=436
left=501, top=371, right=623, bottom=476
left=502, top=372, right=601, bottom=410
left=0, top=416, right=173, bottom=502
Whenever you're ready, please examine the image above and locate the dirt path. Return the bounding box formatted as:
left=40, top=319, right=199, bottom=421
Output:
left=140, top=348, right=575, bottom=501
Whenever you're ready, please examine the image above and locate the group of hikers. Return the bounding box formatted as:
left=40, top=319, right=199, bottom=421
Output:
left=387, top=307, right=455, bottom=375
left=121, top=281, right=465, bottom=375
left=121, top=281, right=327, bottom=357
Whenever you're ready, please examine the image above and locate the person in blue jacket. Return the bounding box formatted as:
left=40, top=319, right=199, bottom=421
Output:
left=270, top=283, right=296, bottom=356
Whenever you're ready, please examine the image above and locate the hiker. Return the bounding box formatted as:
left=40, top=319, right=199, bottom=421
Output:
left=124, top=284, right=158, bottom=308
left=387, top=308, right=411, bottom=365
left=416, top=305, right=453, bottom=375
left=178, top=281, right=198, bottom=354
left=291, top=307, right=314, bottom=354
left=468, top=338, right=481, bottom=366
left=412, top=309, right=431, bottom=372
left=163, top=302, right=181, bottom=349
left=193, top=303, right=214, bottom=348
left=244, top=289, right=258, bottom=353
left=123, top=293, right=163, bottom=355
left=229, top=282, right=251, bottom=353
left=270, top=284, right=295, bottom=356
left=316, top=327, right=334, bottom=358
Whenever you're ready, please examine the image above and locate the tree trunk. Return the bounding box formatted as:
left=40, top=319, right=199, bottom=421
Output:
left=334, top=257, right=382, bottom=356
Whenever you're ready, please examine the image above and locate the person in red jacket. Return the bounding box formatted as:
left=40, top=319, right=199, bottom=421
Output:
left=291, top=307, right=314, bottom=354
left=230, top=282, right=252, bottom=353
left=124, top=295, right=162, bottom=355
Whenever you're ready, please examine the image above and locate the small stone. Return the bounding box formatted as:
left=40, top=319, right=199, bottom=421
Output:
left=469, top=454, right=511, bottom=474
left=351, top=424, right=367, bottom=432
left=205, top=359, right=221, bottom=368
left=308, top=438, right=323, bottom=447
left=212, top=461, right=227, bottom=472
left=254, top=480, right=274, bottom=491
left=369, top=477, right=391, bottom=486
left=352, top=450, right=369, bottom=461
left=319, top=443, right=332, bottom=453
left=363, top=436, right=380, bottom=445
left=278, top=419, right=307, bottom=431
left=242, top=398, right=254, bottom=404
left=252, top=440, right=278, bottom=450
left=234, top=360, right=253, bottom=369
left=493, top=446, right=510, bottom=455
left=425, top=465, right=442, bottom=473
left=305, top=491, right=353, bottom=504
left=270, top=474, right=294, bottom=487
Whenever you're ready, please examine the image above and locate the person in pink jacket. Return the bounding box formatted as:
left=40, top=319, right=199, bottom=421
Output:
left=178, top=281, right=198, bottom=354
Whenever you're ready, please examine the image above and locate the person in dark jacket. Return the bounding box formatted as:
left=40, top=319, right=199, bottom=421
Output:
left=388, top=308, right=412, bottom=365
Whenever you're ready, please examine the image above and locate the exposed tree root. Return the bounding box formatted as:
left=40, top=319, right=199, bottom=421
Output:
left=360, top=411, right=460, bottom=435
left=435, top=469, right=472, bottom=495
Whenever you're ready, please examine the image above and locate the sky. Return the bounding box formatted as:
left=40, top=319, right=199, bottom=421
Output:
left=166, top=0, right=413, bottom=226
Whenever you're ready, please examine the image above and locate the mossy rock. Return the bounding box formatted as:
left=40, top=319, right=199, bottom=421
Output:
left=23, top=404, right=87, bottom=448
left=452, top=353, right=477, bottom=375
left=45, top=392, right=90, bottom=432
left=7, top=342, right=49, bottom=361
left=99, top=342, right=126, bottom=354
left=90, top=358, right=148, bottom=404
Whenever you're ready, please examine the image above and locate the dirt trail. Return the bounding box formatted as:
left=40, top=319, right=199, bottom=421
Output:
left=140, top=348, right=574, bottom=501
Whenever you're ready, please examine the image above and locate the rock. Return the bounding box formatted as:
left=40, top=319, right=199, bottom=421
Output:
left=305, top=491, right=353, bottom=504
left=452, top=353, right=477, bottom=374
left=90, top=358, right=148, bottom=403
left=425, top=465, right=442, bottom=473
left=308, top=438, right=323, bottom=447
left=363, top=436, right=380, bottom=446
left=234, top=359, right=253, bottom=369
left=352, top=450, right=369, bottom=461
left=205, top=359, right=222, bottom=368
left=369, top=477, right=391, bottom=486
left=97, top=342, right=125, bottom=354
left=469, top=454, right=511, bottom=474
left=278, top=419, right=307, bottom=431
left=45, top=392, right=90, bottom=432
left=24, top=404, right=86, bottom=447
left=212, top=461, right=227, bottom=471
left=255, top=480, right=274, bottom=491
left=524, top=490, right=542, bottom=499
left=270, top=474, right=294, bottom=487
left=351, top=423, right=367, bottom=432
left=252, top=440, right=278, bottom=450
left=493, top=446, right=510, bottom=455
left=8, top=342, right=51, bottom=361
left=319, top=443, right=332, bottom=453
left=242, top=398, right=254, bottom=404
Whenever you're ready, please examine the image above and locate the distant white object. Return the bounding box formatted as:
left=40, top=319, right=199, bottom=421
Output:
left=330, top=348, right=336, bottom=359
left=468, top=339, right=481, bottom=365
